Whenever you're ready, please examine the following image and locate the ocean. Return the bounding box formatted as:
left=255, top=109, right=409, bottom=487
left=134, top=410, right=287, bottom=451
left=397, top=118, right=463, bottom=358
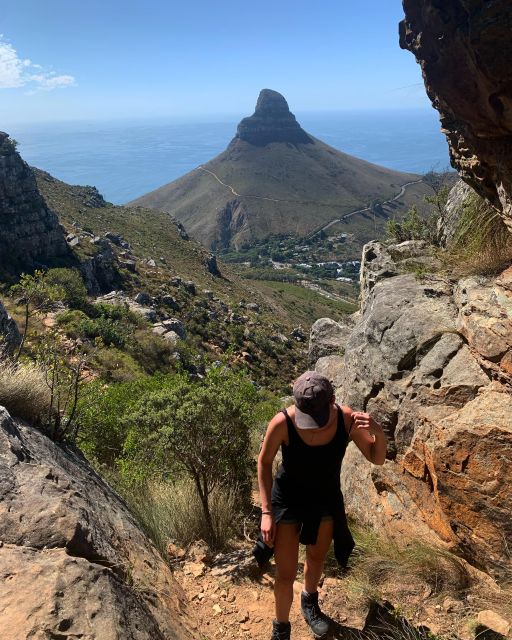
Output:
left=8, top=109, right=450, bottom=205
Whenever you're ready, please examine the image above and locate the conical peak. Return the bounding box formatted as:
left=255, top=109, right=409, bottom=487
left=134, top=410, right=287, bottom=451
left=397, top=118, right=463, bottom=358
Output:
left=234, top=89, right=312, bottom=147
left=254, top=89, right=291, bottom=116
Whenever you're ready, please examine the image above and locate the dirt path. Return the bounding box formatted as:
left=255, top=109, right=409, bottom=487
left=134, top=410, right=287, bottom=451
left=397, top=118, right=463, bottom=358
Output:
left=172, top=547, right=366, bottom=640
left=197, top=167, right=423, bottom=221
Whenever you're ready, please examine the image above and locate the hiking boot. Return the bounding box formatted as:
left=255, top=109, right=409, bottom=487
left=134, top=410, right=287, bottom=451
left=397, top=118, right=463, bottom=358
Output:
left=271, top=620, right=291, bottom=640
left=301, top=590, right=329, bottom=638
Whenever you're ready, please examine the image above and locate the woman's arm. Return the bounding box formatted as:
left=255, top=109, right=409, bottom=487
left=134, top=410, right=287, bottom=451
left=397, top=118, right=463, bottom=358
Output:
left=257, top=412, right=286, bottom=546
left=347, top=409, right=387, bottom=465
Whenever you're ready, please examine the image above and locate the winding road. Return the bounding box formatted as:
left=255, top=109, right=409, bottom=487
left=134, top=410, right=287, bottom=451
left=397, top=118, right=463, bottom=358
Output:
left=197, top=165, right=423, bottom=235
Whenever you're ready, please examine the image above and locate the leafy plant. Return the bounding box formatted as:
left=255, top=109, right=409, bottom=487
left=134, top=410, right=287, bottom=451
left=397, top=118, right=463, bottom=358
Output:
left=123, top=367, right=257, bottom=547
left=45, top=268, right=88, bottom=309
left=10, top=270, right=65, bottom=360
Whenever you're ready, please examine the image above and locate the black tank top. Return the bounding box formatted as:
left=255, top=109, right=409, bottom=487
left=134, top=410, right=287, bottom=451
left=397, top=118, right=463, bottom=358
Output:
left=269, top=404, right=355, bottom=567
left=279, top=404, right=349, bottom=499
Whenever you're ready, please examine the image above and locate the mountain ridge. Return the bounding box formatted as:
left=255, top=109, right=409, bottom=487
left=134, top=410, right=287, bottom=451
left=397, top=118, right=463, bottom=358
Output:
left=130, top=90, right=423, bottom=250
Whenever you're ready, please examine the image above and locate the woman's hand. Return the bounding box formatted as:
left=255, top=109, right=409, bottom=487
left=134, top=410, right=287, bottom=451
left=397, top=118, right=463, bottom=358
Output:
left=352, top=411, right=381, bottom=438
left=350, top=410, right=387, bottom=465
left=261, top=513, right=276, bottom=547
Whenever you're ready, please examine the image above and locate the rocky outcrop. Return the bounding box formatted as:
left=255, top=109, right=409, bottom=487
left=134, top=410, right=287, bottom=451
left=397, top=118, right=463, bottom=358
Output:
left=81, top=238, right=123, bottom=295
left=0, top=133, right=70, bottom=277
left=0, top=407, right=195, bottom=640
left=400, top=1, right=512, bottom=230
left=234, top=89, right=312, bottom=147
left=0, top=299, right=21, bottom=353
left=437, top=179, right=474, bottom=248
left=308, top=317, right=355, bottom=364
left=312, top=241, right=512, bottom=576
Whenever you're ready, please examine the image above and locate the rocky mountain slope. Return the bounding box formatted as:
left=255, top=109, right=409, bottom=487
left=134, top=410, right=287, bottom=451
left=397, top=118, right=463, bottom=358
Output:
left=0, top=406, right=195, bottom=639
left=130, top=89, right=426, bottom=250
left=400, top=0, right=512, bottom=230
left=0, top=133, right=70, bottom=279
left=310, top=238, right=512, bottom=577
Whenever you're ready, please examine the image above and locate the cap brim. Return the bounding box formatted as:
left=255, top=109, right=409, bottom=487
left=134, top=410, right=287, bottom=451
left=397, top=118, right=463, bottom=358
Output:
left=295, top=406, right=330, bottom=430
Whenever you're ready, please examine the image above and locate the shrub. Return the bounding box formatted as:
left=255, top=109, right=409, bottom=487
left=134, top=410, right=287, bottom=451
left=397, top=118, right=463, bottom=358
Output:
left=386, top=205, right=436, bottom=244
left=56, top=309, right=89, bottom=337
left=0, top=360, right=50, bottom=423
left=79, top=316, right=127, bottom=348
left=123, top=367, right=257, bottom=547
left=93, top=346, right=144, bottom=382
left=45, top=268, right=87, bottom=309
left=76, top=375, right=176, bottom=465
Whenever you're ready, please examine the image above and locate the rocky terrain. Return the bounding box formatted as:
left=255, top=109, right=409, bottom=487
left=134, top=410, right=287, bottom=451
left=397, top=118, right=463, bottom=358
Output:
left=0, top=133, right=70, bottom=279
left=400, top=0, right=512, bottom=230
left=309, top=236, right=512, bottom=578
left=0, top=406, right=196, bottom=639
left=130, top=89, right=428, bottom=250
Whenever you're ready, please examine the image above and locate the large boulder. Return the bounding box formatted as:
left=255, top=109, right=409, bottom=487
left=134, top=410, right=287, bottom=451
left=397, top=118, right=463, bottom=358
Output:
left=308, top=316, right=355, bottom=365
left=319, top=241, right=512, bottom=576
left=0, top=407, right=196, bottom=639
left=400, top=1, right=512, bottom=231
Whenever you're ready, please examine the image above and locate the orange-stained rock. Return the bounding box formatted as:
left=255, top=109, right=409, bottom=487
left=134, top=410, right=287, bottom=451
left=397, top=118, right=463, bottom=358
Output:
left=330, top=242, right=512, bottom=576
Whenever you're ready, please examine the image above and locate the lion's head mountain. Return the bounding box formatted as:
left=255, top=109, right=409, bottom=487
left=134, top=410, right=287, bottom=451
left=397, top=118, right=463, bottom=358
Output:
left=130, top=89, right=424, bottom=250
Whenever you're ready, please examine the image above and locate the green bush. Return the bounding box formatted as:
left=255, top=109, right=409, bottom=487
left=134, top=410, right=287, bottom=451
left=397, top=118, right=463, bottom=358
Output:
left=77, top=375, right=171, bottom=465
left=45, top=268, right=87, bottom=309
left=93, top=346, right=144, bottom=382
left=122, top=367, right=257, bottom=547
left=79, top=316, right=127, bottom=348
left=56, top=309, right=89, bottom=337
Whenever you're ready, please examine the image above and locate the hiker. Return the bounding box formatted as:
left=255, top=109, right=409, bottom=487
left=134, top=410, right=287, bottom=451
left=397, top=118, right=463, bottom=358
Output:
left=257, top=371, right=386, bottom=640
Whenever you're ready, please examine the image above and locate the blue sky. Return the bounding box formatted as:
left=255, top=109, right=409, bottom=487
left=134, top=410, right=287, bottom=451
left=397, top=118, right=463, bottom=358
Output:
left=0, top=0, right=430, bottom=124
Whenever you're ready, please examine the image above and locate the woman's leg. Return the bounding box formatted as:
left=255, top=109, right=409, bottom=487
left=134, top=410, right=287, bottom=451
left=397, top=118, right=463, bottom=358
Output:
left=304, top=519, right=333, bottom=593
left=273, top=522, right=300, bottom=622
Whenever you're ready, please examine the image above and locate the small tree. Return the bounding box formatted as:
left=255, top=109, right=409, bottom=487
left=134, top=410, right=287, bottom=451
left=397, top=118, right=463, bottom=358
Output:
left=11, top=271, right=65, bottom=360
left=35, top=331, right=89, bottom=442
left=124, top=367, right=257, bottom=547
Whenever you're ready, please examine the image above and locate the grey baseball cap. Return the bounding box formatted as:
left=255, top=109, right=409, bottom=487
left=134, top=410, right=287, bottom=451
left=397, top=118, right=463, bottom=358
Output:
left=293, top=371, right=334, bottom=429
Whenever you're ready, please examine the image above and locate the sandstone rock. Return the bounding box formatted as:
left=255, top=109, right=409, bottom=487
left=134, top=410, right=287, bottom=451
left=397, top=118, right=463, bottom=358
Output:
left=246, top=302, right=260, bottom=312
left=0, top=132, right=70, bottom=277
left=0, top=407, right=193, bottom=640
left=315, top=355, right=344, bottom=389
left=400, top=1, right=512, bottom=231
left=183, top=281, right=196, bottom=295
left=81, top=238, right=122, bottom=295
left=477, top=610, right=511, bottom=637
left=162, top=294, right=179, bottom=309
left=335, top=241, right=512, bottom=575
left=309, top=317, right=354, bottom=365
left=438, top=180, right=474, bottom=247
left=163, top=330, right=180, bottom=345
left=162, top=318, right=186, bottom=339
left=134, top=291, right=152, bottom=306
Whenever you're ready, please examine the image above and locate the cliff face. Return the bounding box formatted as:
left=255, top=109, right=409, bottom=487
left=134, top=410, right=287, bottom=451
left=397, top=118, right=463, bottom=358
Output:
left=400, top=1, right=512, bottom=230
left=0, top=407, right=195, bottom=640
left=312, top=241, right=512, bottom=576
left=0, top=133, right=70, bottom=277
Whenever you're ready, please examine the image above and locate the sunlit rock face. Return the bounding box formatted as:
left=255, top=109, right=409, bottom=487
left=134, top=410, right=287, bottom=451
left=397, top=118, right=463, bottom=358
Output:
left=400, top=1, right=512, bottom=230
left=311, top=241, right=512, bottom=577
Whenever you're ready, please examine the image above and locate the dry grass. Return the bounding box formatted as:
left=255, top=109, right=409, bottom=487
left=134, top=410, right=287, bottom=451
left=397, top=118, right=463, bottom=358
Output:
left=0, top=359, right=51, bottom=423
left=339, top=525, right=472, bottom=606
left=445, top=192, right=512, bottom=276
left=127, top=479, right=241, bottom=554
